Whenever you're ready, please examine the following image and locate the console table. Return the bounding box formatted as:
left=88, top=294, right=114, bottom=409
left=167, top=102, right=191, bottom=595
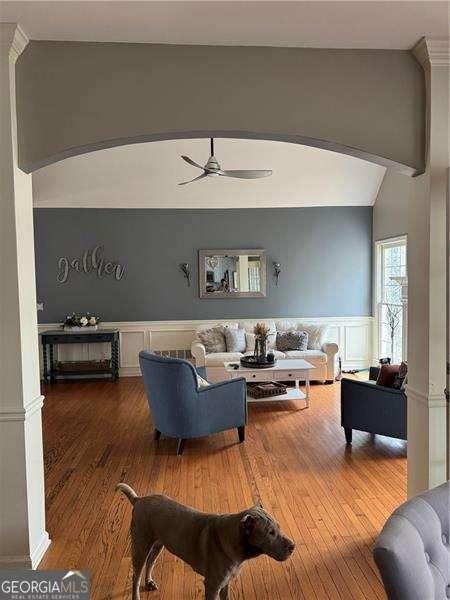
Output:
left=41, top=329, right=120, bottom=382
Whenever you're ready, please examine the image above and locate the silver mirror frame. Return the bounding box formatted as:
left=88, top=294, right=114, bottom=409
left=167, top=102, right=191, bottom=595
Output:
left=199, top=249, right=267, bottom=299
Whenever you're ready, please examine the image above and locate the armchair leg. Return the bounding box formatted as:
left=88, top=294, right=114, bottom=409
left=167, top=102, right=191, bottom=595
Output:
left=176, top=439, right=186, bottom=455
left=238, top=426, right=245, bottom=443
left=344, top=427, right=352, bottom=444
left=154, top=429, right=161, bottom=442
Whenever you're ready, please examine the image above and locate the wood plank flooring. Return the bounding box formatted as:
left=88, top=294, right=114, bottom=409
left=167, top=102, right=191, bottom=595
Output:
left=39, top=377, right=406, bottom=599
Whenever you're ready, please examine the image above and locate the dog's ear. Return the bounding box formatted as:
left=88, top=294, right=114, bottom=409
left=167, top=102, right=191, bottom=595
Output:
left=241, top=514, right=255, bottom=534
left=256, top=499, right=264, bottom=509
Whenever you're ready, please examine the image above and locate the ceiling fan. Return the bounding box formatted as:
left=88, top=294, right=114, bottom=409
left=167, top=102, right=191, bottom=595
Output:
left=179, top=138, right=272, bottom=185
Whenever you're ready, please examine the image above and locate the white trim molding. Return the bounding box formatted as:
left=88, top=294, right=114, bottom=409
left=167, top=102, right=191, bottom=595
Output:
left=0, top=532, right=51, bottom=570
left=0, top=23, right=29, bottom=61
left=38, top=316, right=373, bottom=377
left=0, top=395, right=44, bottom=422
left=413, top=37, right=450, bottom=70
left=406, top=386, right=447, bottom=409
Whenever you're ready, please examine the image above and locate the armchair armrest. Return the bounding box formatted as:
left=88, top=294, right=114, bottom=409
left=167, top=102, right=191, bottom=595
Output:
left=191, top=341, right=207, bottom=367
left=198, top=376, right=246, bottom=394
left=322, top=342, right=338, bottom=381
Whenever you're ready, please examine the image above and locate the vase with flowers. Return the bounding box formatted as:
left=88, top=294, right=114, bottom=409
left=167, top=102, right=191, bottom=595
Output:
left=63, top=312, right=101, bottom=332
left=253, top=322, right=270, bottom=362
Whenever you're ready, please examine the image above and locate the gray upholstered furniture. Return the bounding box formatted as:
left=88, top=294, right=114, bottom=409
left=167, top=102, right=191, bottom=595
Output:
left=139, top=351, right=247, bottom=455
left=341, top=368, right=407, bottom=443
left=374, top=481, right=450, bottom=600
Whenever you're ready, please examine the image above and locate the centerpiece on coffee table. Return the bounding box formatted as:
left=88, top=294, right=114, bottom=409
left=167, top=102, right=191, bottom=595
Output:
left=240, top=322, right=277, bottom=369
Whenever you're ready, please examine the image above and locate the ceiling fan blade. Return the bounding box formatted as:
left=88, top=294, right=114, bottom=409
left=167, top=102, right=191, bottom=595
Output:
left=178, top=173, right=208, bottom=186
left=221, top=169, right=273, bottom=179
left=181, top=155, right=204, bottom=170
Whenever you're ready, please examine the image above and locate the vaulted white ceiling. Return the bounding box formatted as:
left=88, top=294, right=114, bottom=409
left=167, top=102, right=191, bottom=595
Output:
left=1, top=1, right=448, bottom=49
left=32, top=138, right=386, bottom=209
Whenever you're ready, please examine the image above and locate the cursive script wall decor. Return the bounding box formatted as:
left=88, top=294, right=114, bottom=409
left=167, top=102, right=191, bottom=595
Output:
left=57, top=245, right=125, bottom=284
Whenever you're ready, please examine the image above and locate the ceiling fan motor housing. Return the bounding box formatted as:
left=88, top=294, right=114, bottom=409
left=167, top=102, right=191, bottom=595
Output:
left=205, top=156, right=221, bottom=173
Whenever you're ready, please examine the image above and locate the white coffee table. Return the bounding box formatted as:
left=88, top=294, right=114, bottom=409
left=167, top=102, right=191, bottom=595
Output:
left=224, top=359, right=315, bottom=407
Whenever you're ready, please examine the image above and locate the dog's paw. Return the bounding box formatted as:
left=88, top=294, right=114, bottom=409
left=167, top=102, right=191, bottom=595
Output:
left=145, top=580, right=158, bottom=592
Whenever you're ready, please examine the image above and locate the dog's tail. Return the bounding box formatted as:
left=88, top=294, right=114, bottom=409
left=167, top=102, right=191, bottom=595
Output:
left=116, top=483, right=139, bottom=505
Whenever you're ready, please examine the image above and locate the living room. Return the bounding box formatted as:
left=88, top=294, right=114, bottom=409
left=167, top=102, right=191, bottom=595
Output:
left=1, top=2, right=449, bottom=600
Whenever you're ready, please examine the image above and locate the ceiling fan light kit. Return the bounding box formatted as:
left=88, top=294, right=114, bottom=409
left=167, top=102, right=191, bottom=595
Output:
left=179, top=138, right=273, bottom=185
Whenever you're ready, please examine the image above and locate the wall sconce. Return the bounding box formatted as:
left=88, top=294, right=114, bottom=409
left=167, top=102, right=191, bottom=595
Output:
left=179, top=262, right=191, bottom=287
left=273, top=262, right=282, bottom=285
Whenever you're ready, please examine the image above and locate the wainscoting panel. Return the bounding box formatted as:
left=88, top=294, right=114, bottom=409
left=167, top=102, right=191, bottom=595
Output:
left=38, top=316, right=373, bottom=378
left=344, top=323, right=370, bottom=365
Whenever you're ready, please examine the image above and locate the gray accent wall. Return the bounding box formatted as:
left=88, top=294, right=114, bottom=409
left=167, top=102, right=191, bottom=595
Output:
left=34, top=207, right=372, bottom=323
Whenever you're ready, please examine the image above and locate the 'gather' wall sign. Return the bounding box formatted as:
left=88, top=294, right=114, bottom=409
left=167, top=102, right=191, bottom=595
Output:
left=57, top=245, right=125, bottom=284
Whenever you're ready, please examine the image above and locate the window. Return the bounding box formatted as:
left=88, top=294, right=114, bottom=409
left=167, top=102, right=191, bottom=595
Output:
left=375, top=237, right=407, bottom=363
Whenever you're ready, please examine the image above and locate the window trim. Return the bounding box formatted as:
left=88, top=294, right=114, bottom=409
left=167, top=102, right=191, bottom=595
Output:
left=374, top=235, right=407, bottom=362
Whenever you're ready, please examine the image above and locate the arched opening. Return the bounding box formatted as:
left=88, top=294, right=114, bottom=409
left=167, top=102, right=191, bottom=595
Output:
left=28, top=129, right=418, bottom=176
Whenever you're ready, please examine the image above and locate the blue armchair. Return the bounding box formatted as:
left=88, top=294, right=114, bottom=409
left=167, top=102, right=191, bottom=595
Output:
left=341, top=368, right=407, bottom=444
left=139, top=351, right=247, bottom=455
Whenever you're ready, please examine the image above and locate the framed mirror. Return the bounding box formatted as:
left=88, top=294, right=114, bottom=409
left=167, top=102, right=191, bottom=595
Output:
left=199, top=249, right=267, bottom=298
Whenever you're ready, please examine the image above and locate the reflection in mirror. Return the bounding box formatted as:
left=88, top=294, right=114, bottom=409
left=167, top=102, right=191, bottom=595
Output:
left=199, top=249, right=266, bottom=298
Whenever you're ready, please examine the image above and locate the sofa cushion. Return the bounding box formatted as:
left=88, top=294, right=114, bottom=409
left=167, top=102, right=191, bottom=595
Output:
left=275, top=321, right=329, bottom=349
left=298, top=324, right=328, bottom=350
left=377, top=364, right=400, bottom=387
left=224, top=327, right=246, bottom=353
left=276, top=330, right=308, bottom=352
left=198, top=327, right=227, bottom=353
left=275, top=320, right=297, bottom=333
left=392, top=361, right=408, bottom=389
left=205, top=352, right=244, bottom=366
left=284, top=349, right=327, bottom=363
left=239, top=320, right=276, bottom=334
left=195, top=322, right=238, bottom=341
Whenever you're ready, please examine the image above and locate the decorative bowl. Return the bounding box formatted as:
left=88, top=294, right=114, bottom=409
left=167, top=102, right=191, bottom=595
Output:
left=240, top=356, right=277, bottom=369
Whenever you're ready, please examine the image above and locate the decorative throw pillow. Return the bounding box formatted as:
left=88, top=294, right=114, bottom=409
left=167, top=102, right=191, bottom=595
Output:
left=197, top=374, right=210, bottom=388
left=224, top=327, right=246, bottom=353
left=276, top=331, right=308, bottom=352
left=296, top=323, right=328, bottom=350
left=376, top=364, right=400, bottom=388
left=392, top=361, right=408, bottom=389
left=197, top=327, right=226, bottom=353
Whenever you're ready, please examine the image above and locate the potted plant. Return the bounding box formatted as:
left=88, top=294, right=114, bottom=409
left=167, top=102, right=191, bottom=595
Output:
left=63, top=312, right=101, bottom=331
left=254, top=322, right=270, bottom=362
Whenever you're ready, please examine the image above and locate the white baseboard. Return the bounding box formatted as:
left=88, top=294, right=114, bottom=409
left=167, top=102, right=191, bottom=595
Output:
left=0, top=531, right=50, bottom=569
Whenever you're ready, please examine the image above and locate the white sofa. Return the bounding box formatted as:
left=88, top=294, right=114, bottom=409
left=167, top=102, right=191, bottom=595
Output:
left=191, top=320, right=338, bottom=383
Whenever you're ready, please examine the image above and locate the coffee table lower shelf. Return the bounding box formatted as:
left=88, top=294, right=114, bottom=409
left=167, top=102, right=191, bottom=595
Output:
left=224, top=359, right=315, bottom=409
left=246, top=386, right=306, bottom=403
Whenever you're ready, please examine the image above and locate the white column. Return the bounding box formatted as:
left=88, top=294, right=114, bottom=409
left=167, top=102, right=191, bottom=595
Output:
left=0, top=24, right=50, bottom=568
left=408, top=38, right=449, bottom=497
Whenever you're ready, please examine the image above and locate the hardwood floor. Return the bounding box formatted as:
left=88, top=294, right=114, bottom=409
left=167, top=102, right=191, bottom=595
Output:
left=39, top=377, right=406, bottom=599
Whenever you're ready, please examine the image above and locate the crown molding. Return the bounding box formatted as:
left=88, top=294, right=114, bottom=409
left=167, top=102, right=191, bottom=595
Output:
left=412, top=37, right=450, bottom=70
left=0, top=23, right=29, bottom=61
